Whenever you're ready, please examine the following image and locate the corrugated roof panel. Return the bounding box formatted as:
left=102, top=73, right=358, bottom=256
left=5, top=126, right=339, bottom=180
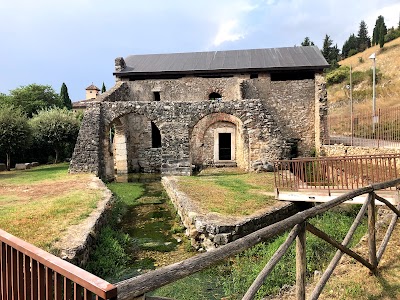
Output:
left=117, top=46, right=329, bottom=75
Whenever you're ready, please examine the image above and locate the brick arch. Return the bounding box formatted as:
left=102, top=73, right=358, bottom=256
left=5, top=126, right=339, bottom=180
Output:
left=190, top=112, right=249, bottom=170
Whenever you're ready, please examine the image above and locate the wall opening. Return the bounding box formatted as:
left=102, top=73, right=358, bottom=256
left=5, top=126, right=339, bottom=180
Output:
left=218, top=133, right=231, bottom=160
left=153, top=91, right=161, bottom=101
left=250, top=73, right=259, bottom=79
left=209, top=92, right=222, bottom=100
left=151, top=122, right=161, bottom=148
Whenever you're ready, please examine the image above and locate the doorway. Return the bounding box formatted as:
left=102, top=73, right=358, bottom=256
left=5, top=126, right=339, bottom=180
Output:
left=218, top=133, right=231, bottom=160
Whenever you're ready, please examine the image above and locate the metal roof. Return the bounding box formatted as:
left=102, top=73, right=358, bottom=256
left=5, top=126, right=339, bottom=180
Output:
left=114, top=46, right=329, bottom=77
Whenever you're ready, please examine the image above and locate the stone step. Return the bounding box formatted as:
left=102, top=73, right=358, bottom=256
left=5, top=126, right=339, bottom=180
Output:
left=213, top=161, right=237, bottom=168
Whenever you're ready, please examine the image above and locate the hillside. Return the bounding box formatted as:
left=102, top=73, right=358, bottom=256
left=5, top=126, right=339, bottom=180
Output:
left=328, top=37, right=400, bottom=114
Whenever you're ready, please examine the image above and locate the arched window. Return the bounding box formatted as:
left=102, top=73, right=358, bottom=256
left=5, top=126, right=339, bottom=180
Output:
left=151, top=122, right=161, bottom=148
left=209, top=92, right=222, bottom=100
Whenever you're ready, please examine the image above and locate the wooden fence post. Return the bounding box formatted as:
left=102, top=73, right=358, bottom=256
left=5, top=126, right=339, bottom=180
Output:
left=296, top=222, right=306, bottom=300
left=368, top=192, right=378, bottom=272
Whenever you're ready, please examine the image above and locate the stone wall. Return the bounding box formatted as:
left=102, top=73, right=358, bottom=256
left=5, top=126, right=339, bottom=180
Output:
left=162, top=176, right=300, bottom=250
left=241, top=77, right=318, bottom=156
left=70, top=73, right=327, bottom=178
left=71, top=97, right=289, bottom=179
left=322, top=145, right=400, bottom=157
left=53, top=177, right=114, bottom=267
left=125, top=77, right=243, bottom=102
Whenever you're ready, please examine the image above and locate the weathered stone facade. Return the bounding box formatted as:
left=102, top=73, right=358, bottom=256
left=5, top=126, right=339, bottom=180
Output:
left=70, top=49, right=328, bottom=179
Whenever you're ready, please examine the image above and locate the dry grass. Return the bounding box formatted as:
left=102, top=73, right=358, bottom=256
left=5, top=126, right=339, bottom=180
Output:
left=176, top=168, right=277, bottom=216
left=328, top=37, right=400, bottom=111
left=0, top=164, right=101, bottom=251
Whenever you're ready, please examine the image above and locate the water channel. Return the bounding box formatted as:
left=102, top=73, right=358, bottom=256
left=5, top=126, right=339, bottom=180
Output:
left=112, top=174, right=194, bottom=282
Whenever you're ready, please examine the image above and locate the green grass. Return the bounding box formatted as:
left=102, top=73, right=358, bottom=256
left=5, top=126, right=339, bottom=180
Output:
left=0, top=163, right=101, bottom=250
left=0, top=163, right=71, bottom=184
left=177, top=172, right=276, bottom=215
left=153, top=205, right=367, bottom=300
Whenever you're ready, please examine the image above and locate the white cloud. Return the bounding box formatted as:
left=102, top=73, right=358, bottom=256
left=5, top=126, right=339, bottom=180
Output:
left=213, top=20, right=245, bottom=46
left=207, top=0, right=259, bottom=47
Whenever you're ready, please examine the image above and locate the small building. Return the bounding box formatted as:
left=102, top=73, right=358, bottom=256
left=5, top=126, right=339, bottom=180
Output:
left=72, top=84, right=101, bottom=111
left=70, top=46, right=329, bottom=180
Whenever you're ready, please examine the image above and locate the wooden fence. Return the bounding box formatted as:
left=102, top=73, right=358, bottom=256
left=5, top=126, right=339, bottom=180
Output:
left=0, top=229, right=117, bottom=300
left=116, top=178, right=400, bottom=300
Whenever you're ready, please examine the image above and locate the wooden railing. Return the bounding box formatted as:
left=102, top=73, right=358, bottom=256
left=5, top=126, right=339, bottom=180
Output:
left=116, top=178, right=400, bottom=300
left=0, top=229, right=117, bottom=300
left=274, top=154, right=400, bottom=193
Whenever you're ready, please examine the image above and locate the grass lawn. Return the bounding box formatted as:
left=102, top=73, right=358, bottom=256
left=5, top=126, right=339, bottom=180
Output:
left=176, top=168, right=277, bottom=215
left=0, top=163, right=102, bottom=251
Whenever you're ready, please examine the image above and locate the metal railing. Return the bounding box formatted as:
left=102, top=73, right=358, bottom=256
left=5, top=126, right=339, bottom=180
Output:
left=274, top=154, right=400, bottom=193
left=326, top=107, right=400, bottom=148
left=0, top=229, right=117, bottom=300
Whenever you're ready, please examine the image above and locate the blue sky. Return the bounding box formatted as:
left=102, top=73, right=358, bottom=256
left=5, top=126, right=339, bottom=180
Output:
left=1, top=0, right=399, bottom=101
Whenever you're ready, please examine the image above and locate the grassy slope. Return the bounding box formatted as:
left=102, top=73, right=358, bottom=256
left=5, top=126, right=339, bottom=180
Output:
left=328, top=37, right=400, bottom=112
left=0, top=163, right=101, bottom=251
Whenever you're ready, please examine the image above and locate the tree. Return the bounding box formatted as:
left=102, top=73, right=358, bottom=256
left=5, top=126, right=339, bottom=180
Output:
left=379, top=23, right=386, bottom=48
left=60, top=83, right=72, bottom=110
left=0, top=104, right=31, bottom=170
left=9, top=84, right=62, bottom=117
left=101, top=82, right=106, bottom=93
left=322, top=34, right=340, bottom=69
left=342, top=34, right=359, bottom=58
left=301, top=37, right=314, bottom=46
left=30, top=108, right=81, bottom=163
left=357, top=20, right=370, bottom=52
left=372, top=15, right=387, bottom=46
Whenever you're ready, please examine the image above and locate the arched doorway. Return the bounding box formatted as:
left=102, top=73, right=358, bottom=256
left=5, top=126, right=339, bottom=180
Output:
left=190, top=113, right=248, bottom=170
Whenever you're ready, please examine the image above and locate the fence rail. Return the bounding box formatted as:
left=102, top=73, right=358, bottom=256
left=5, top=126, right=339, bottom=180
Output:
left=0, top=229, right=117, bottom=300
left=274, top=154, right=400, bottom=193
left=326, top=107, right=400, bottom=148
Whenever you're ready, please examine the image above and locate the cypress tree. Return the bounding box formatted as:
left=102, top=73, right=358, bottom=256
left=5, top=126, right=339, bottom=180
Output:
left=357, top=20, right=370, bottom=52
left=101, top=82, right=106, bottom=93
left=60, top=83, right=72, bottom=110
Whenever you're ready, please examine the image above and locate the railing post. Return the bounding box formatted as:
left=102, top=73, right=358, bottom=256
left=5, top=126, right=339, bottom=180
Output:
left=296, top=222, right=306, bottom=300
left=368, top=192, right=378, bottom=273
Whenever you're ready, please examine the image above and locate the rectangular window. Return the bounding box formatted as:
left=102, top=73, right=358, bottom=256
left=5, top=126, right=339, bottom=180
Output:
left=250, top=74, right=259, bottom=79
left=153, top=91, right=161, bottom=101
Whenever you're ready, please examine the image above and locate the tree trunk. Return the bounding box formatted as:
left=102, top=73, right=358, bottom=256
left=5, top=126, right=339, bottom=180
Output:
left=6, top=152, right=10, bottom=171
left=54, top=149, right=59, bottom=164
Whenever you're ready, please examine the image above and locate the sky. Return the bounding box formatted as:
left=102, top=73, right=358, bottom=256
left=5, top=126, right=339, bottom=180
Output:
left=1, top=0, right=399, bottom=102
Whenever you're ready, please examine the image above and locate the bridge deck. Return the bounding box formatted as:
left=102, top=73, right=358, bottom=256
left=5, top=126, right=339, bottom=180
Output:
left=274, top=154, right=400, bottom=205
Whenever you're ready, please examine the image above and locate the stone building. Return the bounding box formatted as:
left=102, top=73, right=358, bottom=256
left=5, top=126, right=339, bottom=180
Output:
left=72, top=84, right=101, bottom=112
left=70, top=46, right=329, bottom=180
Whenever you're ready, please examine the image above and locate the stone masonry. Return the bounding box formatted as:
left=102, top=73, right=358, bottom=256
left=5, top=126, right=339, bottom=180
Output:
left=70, top=55, right=328, bottom=180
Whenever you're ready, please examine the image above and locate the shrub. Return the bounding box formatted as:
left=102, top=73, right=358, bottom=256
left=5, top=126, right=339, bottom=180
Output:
left=326, top=66, right=350, bottom=86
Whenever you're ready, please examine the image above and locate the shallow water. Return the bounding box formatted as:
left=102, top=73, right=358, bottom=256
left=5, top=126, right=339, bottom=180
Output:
left=113, top=174, right=191, bottom=281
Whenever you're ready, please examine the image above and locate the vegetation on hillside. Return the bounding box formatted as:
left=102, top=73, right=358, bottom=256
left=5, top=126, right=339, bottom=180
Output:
left=326, top=37, right=400, bottom=112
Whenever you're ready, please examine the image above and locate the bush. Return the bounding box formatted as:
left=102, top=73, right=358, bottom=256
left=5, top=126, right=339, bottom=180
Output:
left=348, top=49, right=358, bottom=57
left=326, top=66, right=350, bottom=86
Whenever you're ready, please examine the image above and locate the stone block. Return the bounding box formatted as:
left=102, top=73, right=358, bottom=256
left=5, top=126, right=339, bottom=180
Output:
left=0, top=163, right=6, bottom=171
left=15, top=163, right=31, bottom=170
left=31, top=162, right=40, bottom=167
